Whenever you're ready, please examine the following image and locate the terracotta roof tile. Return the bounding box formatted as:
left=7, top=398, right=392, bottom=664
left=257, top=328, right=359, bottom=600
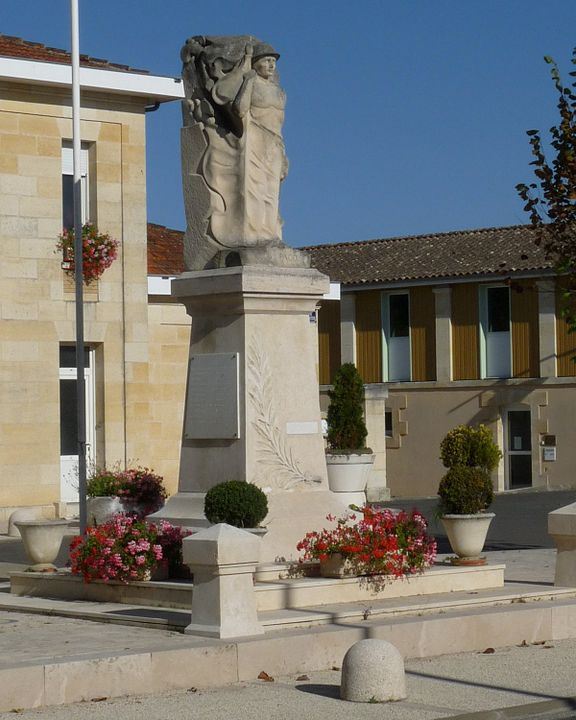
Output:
left=0, top=34, right=149, bottom=74
left=147, top=223, right=184, bottom=275
left=146, top=223, right=554, bottom=284
left=306, top=225, right=553, bottom=285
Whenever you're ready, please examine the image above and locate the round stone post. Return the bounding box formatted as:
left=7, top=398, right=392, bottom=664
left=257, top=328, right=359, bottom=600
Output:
left=183, top=523, right=264, bottom=638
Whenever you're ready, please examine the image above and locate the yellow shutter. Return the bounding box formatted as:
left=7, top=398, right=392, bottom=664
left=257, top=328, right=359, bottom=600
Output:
left=356, top=290, right=382, bottom=383
left=511, top=280, right=539, bottom=378
left=452, top=283, right=479, bottom=380
left=410, top=286, right=436, bottom=382
left=556, top=283, right=576, bottom=376
left=318, top=300, right=341, bottom=385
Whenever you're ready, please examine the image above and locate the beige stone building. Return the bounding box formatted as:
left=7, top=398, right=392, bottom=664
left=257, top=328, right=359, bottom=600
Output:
left=146, top=223, right=576, bottom=502
left=0, top=35, right=183, bottom=523
left=308, top=226, right=576, bottom=498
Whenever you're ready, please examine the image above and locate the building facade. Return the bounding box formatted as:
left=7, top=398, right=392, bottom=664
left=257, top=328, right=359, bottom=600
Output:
left=0, top=36, right=183, bottom=523
left=309, top=226, right=576, bottom=498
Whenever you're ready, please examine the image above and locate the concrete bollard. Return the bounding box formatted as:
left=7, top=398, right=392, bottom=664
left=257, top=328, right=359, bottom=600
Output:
left=549, top=502, right=576, bottom=586
left=182, top=523, right=264, bottom=639
left=340, top=639, right=406, bottom=703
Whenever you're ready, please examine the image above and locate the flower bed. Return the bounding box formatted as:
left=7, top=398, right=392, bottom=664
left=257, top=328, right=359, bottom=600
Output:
left=70, top=517, right=191, bottom=583
left=70, top=515, right=163, bottom=583
left=296, top=506, right=437, bottom=581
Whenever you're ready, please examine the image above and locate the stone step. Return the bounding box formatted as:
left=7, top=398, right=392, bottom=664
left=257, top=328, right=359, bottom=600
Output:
left=5, top=575, right=576, bottom=633
left=9, top=562, right=506, bottom=612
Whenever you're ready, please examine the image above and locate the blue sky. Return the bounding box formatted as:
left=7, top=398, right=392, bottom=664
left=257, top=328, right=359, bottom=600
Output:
left=3, top=1, right=576, bottom=247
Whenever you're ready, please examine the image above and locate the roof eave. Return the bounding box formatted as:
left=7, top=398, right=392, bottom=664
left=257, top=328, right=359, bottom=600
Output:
left=340, top=268, right=558, bottom=291
left=0, top=56, right=184, bottom=102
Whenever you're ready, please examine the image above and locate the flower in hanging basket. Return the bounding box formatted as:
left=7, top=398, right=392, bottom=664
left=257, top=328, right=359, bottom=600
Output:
left=56, top=223, right=118, bottom=285
left=296, top=506, right=437, bottom=582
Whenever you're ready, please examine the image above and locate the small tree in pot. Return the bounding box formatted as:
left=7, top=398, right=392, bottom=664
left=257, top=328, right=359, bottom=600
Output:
left=438, top=424, right=501, bottom=565
left=325, top=363, right=374, bottom=493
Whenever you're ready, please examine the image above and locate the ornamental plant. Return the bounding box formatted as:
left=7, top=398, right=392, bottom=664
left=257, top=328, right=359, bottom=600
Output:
left=438, top=424, right=499, bottom=515
left=70, top=515, right=163, bottom=583
left=440, top=424, right=502, bottom=473
left=115, top=467, right=167, bottom=517
left=156, top=520, right=192, bottom=577
left=86, top=466, right=122, bottom=498
left=57, top=223, right=118, bottom=285
left=438, top=467, right=494, bottom=515
left=204, top=480, right=268, bottom=528
left=86, top=465, right=167, bottom=518
left=296, top=506, right=436, bottom=578
left=326, top=363, right=371, bottom=453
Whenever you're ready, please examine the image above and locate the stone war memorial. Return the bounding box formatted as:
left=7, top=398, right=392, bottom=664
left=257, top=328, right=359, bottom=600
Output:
left=152, top=35, right=353, bottom=562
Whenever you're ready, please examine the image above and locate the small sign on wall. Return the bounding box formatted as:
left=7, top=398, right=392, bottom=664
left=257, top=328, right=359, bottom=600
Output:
left=543, top=446, right=557, bottom=462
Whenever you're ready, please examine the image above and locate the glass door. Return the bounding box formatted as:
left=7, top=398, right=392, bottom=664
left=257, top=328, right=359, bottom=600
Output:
left=505, top=409, right=532, bottom=489
left=59, top=346, right=95, bottom=503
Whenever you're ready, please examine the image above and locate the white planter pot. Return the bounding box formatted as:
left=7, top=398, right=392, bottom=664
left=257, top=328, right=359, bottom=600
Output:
left=86, top=496, right=123, bottom=526
left=441, top=513, right=495, bottom=564
left=326, top=453, right=375, bottom=493
left=14, top=520, right=70, bottom=572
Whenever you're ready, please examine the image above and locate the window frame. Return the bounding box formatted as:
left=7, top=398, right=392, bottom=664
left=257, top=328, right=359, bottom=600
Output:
left=479, top=284, right=512, bottom=379
left=61, top=143, right=90, bottom=229
left=381, top=291, right=412, bottom=382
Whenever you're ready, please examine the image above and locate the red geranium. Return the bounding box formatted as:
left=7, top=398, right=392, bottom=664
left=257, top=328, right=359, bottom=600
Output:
left=296, top=505, right=437, bottom=579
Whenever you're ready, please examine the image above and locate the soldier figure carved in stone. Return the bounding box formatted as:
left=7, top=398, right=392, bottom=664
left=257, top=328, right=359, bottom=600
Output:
left=180, top=35, right=309, bottom=270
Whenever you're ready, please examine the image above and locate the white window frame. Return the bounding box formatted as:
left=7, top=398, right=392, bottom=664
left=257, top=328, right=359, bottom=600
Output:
left=59, top=346, right=96, bottom=503
left=381, top=291, right=411, bottom=382
left=479, top=284, right=512, bottom=379
left=62, top=143, right=89, bottom=226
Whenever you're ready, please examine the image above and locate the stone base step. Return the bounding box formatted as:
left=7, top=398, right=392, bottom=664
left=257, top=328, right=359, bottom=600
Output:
left=10, top=562, right=505, bottom=613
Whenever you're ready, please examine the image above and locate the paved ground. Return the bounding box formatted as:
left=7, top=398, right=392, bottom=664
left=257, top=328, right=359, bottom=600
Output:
left=385, top=488, right=576, bottom=552
left=0, top=638, right=574, bottom=720
left=0, top=534, right=570, bottom=719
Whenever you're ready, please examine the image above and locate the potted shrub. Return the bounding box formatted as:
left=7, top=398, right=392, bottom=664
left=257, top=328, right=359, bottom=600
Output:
left=438, top=424, right=502, bottom=565
left=86, top=466, right=167, bottom=525
left=325, top=363, right=375, bottom=492
left=204, top=480, right=268, bottom=533
left=296, top=506, right=436, bottom=584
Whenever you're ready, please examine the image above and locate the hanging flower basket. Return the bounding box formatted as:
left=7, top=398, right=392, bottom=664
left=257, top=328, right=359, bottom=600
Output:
left=57, top=223, right=119, bottom=285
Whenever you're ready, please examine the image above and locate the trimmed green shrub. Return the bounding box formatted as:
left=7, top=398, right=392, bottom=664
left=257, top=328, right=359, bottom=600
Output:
left=326, top=363, right=370, bottom=453
left=204, top=481, right=268, bottom=528
left=440, top=424, right=502, bottom=472
left=438, top=466, right=494, bottom=515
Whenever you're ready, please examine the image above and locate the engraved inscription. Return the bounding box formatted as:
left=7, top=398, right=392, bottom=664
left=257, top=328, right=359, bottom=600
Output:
left=184, top=353, right=239, bottom=440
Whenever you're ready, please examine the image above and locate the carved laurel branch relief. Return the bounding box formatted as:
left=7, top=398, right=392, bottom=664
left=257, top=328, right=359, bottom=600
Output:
left=247, top=339, right=321, bottom=489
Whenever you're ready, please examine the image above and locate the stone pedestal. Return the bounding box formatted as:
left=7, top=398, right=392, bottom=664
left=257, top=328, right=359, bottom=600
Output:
left=154, top=265, right=354, bottom=562
left=363, top=384, right=389, bottom=502
left=183, top=524, right=263, bottom=638
left=549, top=502, right=576, bottom=586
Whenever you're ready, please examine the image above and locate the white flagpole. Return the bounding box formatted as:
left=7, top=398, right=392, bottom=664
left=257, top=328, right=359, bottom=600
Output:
left=70, top=0, right=87, bottom=534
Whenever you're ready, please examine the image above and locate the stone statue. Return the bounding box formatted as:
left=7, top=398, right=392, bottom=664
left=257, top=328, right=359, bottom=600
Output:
left=180, top=35, right=309, bottom=270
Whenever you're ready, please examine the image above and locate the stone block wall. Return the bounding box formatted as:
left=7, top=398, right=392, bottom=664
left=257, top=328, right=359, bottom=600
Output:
left=0, top=81, right=152, bottom=513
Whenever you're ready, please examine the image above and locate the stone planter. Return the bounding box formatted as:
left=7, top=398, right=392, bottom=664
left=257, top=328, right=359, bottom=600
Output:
left=86, top=496, right=123, bottom=526
left=319, top=553, right=358, bottom=578
left=14, top=520, right=70, bottom=572
left=441, top=513, right=495, bottom=565
left=326, top=453, right=375, bottom=493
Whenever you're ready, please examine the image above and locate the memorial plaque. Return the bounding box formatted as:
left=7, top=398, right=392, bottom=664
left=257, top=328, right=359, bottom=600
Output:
left=184, top=353, right=239, bottom=440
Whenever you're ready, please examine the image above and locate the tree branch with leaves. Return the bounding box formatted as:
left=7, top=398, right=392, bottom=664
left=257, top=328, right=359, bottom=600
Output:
left=516, top=48, right=576, bottom=327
